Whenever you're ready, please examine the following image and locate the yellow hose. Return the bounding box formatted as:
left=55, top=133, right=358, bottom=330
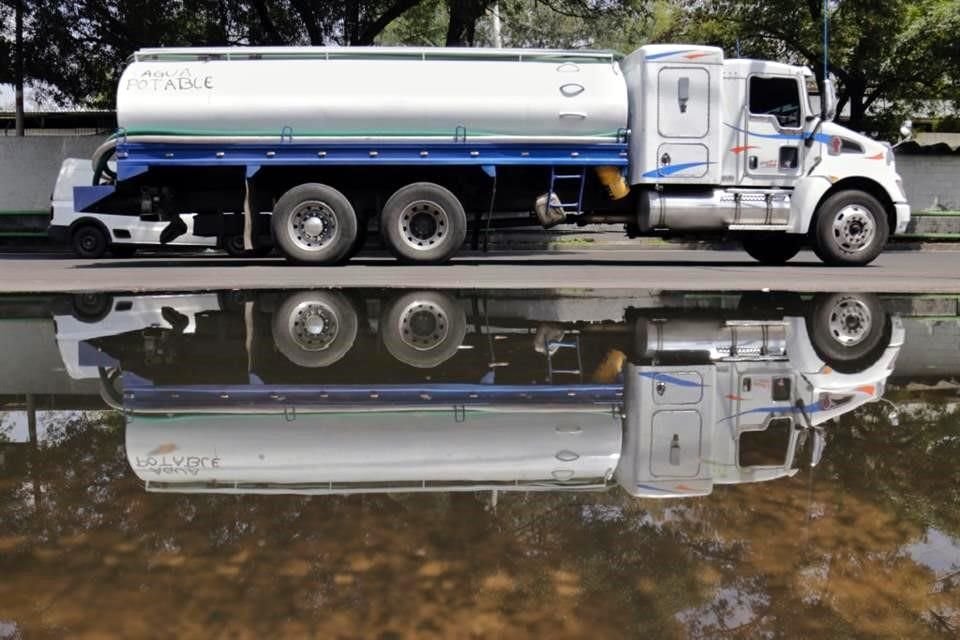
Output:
left=594, top=166, right=630, bottom=200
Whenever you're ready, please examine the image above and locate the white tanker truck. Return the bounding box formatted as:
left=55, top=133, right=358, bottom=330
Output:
left=116, top=292, right=904, bottom=498
left=70, top=45, right=909, bottom=266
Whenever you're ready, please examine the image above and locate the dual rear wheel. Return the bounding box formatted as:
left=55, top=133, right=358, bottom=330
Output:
left=271, top=181, right=466, bottom=265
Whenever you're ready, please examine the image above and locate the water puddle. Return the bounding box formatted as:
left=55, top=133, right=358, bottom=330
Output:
left=0, top=289, right=958, bottom=637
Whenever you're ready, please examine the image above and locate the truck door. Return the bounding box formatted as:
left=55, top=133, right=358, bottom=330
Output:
left=744, top=75, right=805, bottom=181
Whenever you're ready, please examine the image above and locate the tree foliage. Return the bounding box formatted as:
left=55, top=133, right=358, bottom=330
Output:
left=1, top=0, right=958, bottom=126
left=671, top=0, right=960, bottom=131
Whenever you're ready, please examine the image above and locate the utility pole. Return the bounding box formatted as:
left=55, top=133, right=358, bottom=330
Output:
left=491, top=1, right=502, bottom=48
left=15, top=0, right=25, bottom=136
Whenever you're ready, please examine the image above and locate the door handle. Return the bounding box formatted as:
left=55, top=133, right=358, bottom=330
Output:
left=748, top=155, right=758, bottom=170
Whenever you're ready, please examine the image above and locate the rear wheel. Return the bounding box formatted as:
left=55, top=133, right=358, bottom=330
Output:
left=222, top=234, right=272, bottom=258
left=381, top=182, right=466, bottom=264
left=381, top=291, right=467, bottom=368
left=272, top=291, right=358, bottom=367
left=272, top=183, right=357, bottom=264
left=812, top=190, right=889, bottom=266
left=742, top=233, right=803, bottom=265
left=71, top=225, right=108, bottom=259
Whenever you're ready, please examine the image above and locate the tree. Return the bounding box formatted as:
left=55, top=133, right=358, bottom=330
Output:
left=671, top=0, right=960, bottom=131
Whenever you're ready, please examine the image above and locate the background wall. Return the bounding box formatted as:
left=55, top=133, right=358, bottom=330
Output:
left=0, top=136, right=102, bottom=213
left=2, top=137, right=956, bottom=212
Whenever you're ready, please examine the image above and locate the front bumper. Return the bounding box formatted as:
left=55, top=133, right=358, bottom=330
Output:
left=894, top=203, right=910, bottom=234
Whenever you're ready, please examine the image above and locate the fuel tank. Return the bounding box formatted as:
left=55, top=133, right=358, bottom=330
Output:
left=117, top=47, right=629, bottom=145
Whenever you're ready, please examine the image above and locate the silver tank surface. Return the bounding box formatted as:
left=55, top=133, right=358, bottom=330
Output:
left=118, top=47, right=628, bottom=144
left=125, top=407, right=622, bottom=493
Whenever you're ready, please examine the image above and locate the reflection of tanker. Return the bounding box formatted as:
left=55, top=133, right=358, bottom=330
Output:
left=70, top=289, right=905, bottom=499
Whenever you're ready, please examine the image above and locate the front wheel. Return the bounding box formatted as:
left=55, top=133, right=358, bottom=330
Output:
left=742, top=234, right=803, bottom=265
left=272, top=183, right=357, bottom=264
left=811, top=190, right=889, bottom=266
left=806, top=293, right=891, bottom=373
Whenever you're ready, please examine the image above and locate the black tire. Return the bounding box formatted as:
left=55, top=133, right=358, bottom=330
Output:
left=272, top=291, right=358, bottom=367
left=381, top=182, right=466, bottom=264
left=271, top=183, right=357, bottom=264
left=71, top=225, right=109, bottom=259
left=72, top=292, right=113, bottom=322
left=340, top=218, right=368, bottom=263
left=223, top=234, right=272, bottom=258
left=381, top=291, right=467, bottom=368
left=811, top=190, right=889, bottom=266
left=110, top=245, right=137, bottom=258
left=806, top=293, right=891, bottom=373
left=741, top=233, right=803, bottom=265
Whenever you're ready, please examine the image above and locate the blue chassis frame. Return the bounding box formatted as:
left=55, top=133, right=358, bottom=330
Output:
left=74, top=140, right=630, bottom=212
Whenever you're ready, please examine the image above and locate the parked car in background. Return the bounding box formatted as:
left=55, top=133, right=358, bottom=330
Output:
left=48, top=158, right=270, bottom=258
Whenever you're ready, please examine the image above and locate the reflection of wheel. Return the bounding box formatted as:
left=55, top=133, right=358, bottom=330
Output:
left=110, top=245, right=137, bottom=258
left=223, top=234, right=272, bottom=258
left=72, top=292, right=113, bottom=322
left=812, top=190, right=889, bottom=266
left=742, top=233, right=803, bottom=265
left=381, top=182, right=466, bottom=264
left=381, top=291, right=467, bottom=368
left=807, top=293, right=890, bottom=373
left=97, top=367, right=124, bottom=410
left=271, top=183, right=357, bottom=264
left=71, top=224, right=108, bottom=258
left=272, top=291, right=358, bottom=367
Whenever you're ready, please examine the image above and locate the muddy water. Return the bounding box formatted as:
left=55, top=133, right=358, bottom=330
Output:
left=0, top=289, right=958, bottom=638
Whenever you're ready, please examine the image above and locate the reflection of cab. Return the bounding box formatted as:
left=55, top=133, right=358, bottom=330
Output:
left=75, top=289, right=904, bottom=499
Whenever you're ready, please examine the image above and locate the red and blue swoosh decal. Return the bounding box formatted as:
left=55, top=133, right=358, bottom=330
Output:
left=641, top=162, right=714, bottom=178
left=725, top=122, right=832, bottom=145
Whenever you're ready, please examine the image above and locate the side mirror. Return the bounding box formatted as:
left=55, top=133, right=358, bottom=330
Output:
left=822, top=77, right=837, bottom=121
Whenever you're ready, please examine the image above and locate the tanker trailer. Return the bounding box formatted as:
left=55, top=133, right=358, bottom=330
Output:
left=75, top=45, right=909, bottom=266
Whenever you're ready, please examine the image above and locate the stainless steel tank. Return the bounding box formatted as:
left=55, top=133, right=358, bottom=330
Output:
left=117, top=47, right=629, bottom=145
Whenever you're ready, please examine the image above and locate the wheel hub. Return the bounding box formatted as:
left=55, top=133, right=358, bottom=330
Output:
left=289, top=301, right=339, bottom=350
left=831, top=205, right=875, bottom=253
left=290, top=201, right=337, bottom=251
left=828, top=297, right=872, bottom=347
left=81, top=235, right=97, bottom=251
left=399, top=200, right=448, bottom=251
left=398, top=300, right=449, bottom=350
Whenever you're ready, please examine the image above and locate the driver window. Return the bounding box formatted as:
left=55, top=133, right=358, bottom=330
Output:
left=749, top=76, right=802, bottom=128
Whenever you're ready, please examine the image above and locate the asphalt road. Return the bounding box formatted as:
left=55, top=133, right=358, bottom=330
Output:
left=1, top=248, right=959, bottom=294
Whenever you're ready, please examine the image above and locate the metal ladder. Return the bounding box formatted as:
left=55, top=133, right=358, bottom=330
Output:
left=545, top=333, right=584, bottom=384
left=547, top=166, right=587, bottom=215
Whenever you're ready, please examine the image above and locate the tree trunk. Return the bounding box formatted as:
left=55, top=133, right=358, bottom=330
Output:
left=446, top=0, right=490, bottom=46
left=15, top=0, right=24, bottom=136
left=845, top=79, right=867, bottom=131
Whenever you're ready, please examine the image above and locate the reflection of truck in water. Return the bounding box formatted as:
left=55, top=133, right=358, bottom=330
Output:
left=57, top=289, right=903, bottom=498
left=75, top=45, right=909, bottom=265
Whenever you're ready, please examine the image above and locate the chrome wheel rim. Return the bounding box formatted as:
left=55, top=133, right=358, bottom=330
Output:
left=398, top=200, right=448, bottom=251
left=397, top=299, right=449, bottom=351
left=289, top=201, right=338, bottom=252
left=287, top=300, right=340, bottom=351
left=827, top=296, right=872, bottom=347
left=831, top=205, right=875, bottom=254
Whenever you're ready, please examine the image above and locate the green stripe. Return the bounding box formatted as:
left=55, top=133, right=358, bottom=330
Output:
left=125, top=127, right=624, bottom=139
left=0, top=210, right=48, bottom=216
left=912, top=211, right=960, bottom=217
left=896, top=233, right=960, bottom=239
